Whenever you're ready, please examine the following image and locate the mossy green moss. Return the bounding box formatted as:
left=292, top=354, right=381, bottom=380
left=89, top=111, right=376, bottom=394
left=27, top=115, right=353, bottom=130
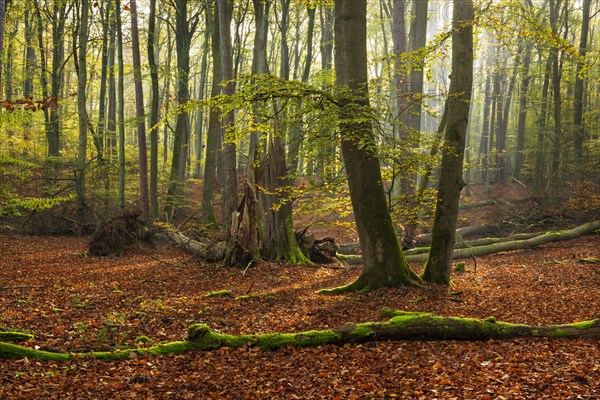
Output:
left=0, top=331, right=34, bottom=342
left=572, top=320, right=596, bottom=329
left=204, top=290, right=232, bottom=298
left=2, top=313, right=597, bottom=361
left=0, top=342, right=71, bottom=361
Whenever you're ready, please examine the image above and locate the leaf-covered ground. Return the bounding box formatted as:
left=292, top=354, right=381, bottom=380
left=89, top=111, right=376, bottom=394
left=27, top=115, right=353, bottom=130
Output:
left=0, top=231, right=599, bottom=399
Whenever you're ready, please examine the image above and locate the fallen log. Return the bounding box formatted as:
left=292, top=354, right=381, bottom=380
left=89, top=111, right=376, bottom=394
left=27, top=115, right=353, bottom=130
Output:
left=1, top=310, right=597, bottom=361
left=341, top=221, right=600, bottom=265
left=161, top=230, right=226, bottom=262
left=416, top=222, right=514, bottom=247
left=403, top=232, right=541, bottom=256
left=339, top=222, right=517, bottom=255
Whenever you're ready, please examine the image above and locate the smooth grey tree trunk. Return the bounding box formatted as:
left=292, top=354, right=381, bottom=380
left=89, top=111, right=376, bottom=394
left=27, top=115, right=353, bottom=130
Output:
left=549, top=0, right=562, bottom=195
left=76, top=0, right=90, bottom=217
left=201, top=2, right=221, bottom=226
left=573, top=0, right=591, bottom=178
left=115, top=0, right=126, bottom=211
left=129, top=0, right=150, bottom=219
left=148, top=0, right=160, bottom=217
left=217, top=0, right=238, bottom=237
left=513, top=41, right=532, bottom=181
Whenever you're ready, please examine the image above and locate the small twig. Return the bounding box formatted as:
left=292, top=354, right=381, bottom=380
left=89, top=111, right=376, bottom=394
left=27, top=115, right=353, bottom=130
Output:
left=145, top=254, right=179, bottom=268
left=245, top=280, right=256, bottom=295
left=242, top=260, right=254, bottom=276
left=471, top=255, right=477, bottom=274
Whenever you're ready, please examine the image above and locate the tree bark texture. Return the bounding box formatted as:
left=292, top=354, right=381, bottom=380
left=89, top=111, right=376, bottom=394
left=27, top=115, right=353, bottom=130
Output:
left=573, top=0, right=591, bottom=177
left=422, top=0, right=473, bottom=284
left=129, top=0, right=150, bottom=220
left=76, top=0, right=90, bottom=216
left=217, top=0, right=238, bottom=238
left=323, top=0, right=418, bottom=293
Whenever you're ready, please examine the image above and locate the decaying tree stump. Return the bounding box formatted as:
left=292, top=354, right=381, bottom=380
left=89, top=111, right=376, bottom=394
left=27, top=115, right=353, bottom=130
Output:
left=88, top=208, right=151, bottom=256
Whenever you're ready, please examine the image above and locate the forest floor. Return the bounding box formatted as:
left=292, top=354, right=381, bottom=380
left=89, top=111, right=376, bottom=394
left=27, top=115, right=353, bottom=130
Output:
left=1, top=234, right=599, bottom=398
left=1, top=184, right=599, bottom=399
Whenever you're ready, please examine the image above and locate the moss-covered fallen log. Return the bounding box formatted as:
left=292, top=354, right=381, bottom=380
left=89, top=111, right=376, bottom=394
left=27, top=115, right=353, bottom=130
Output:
left=416, top=222, right=514, bottom=247
left=0, top=331, right=34, bottom=342
left=2, top=311, right=598, bottom=361
left=341, top=221, right=600, bottom=264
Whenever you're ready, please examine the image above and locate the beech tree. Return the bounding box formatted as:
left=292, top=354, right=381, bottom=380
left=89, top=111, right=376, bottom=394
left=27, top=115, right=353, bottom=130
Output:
left=320, top=0, right=419, bottom=293
left=422, top=0, right=474, bottom=285
left=129, top=0, right=150, bottom=219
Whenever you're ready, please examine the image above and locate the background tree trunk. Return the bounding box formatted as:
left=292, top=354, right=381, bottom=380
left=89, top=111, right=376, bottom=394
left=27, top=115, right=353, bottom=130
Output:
left=201, top=2, right=221, bottom=226
left=129, top=0, right=150, bottom=219
left=148, top=0, right=160, bottom=217
left=217, top=0, right=238, bottom=238
left=76, top=0, right=90, bottom=219
left=573, top=0, right=591, bottom=179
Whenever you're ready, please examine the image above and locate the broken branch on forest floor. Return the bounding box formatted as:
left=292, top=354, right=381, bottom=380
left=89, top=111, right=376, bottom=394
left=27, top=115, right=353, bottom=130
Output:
left=340, top=221, right=600, bottom=265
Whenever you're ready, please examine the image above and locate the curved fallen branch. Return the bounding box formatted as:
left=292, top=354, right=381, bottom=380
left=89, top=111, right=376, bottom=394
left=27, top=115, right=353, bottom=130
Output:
left=341, top=221, right=600, bottom=265
left=1, top=311, right=598, bottom=361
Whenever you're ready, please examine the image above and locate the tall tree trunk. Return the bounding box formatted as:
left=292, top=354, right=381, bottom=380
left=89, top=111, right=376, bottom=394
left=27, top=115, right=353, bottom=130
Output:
left=165, top=0, right=198, bottom=217
left=201, top=2, right=221, bottom=226
left=94, top=0, right=111, bottom=163
left=23, top=9, right=36, bottom=99
left=33, top=2, right=50, bottom=148
left=407, top=0, right=428, bottom=134
left=116, top=0, right=126, bottom=211
left=535, top=55, right=552, bottom=185
left=193, top=19, right=210, bottom=179
left=76, top=0, right=90, bottom=217
left=0, top=0, right=4, bottom=96
left=259, top=0, right=308, bottom=263
left=479, top=70, right=492, bottom=183
left=573, top=0, right=591, bottom=179
left=162, top=27, right=173, bottom=164
left=217, top=0, right=238, bottom=237
left=287, top=6, right=315, bottom=175
left=513, top=41, right=532, bottom=181
left=48, top=2, right=69, bottom=157
left=497, top=42, right=522, bottom=182
left=549, top=0, right=562, bottom=195
left=148, top=0, right=160, bottom=216
left=320, top=0, right=419, bottom=293
left=422, top=0, right=474, bottom=285
left=106, top=6, right=117, bottom=157
left=129, top=0, right=150, bottom=219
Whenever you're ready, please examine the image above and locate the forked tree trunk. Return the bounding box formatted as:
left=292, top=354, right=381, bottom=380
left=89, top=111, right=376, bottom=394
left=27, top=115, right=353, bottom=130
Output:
left=422, top=0, right=473, bottom=284
left=319, top=0, right=419, bottom=293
